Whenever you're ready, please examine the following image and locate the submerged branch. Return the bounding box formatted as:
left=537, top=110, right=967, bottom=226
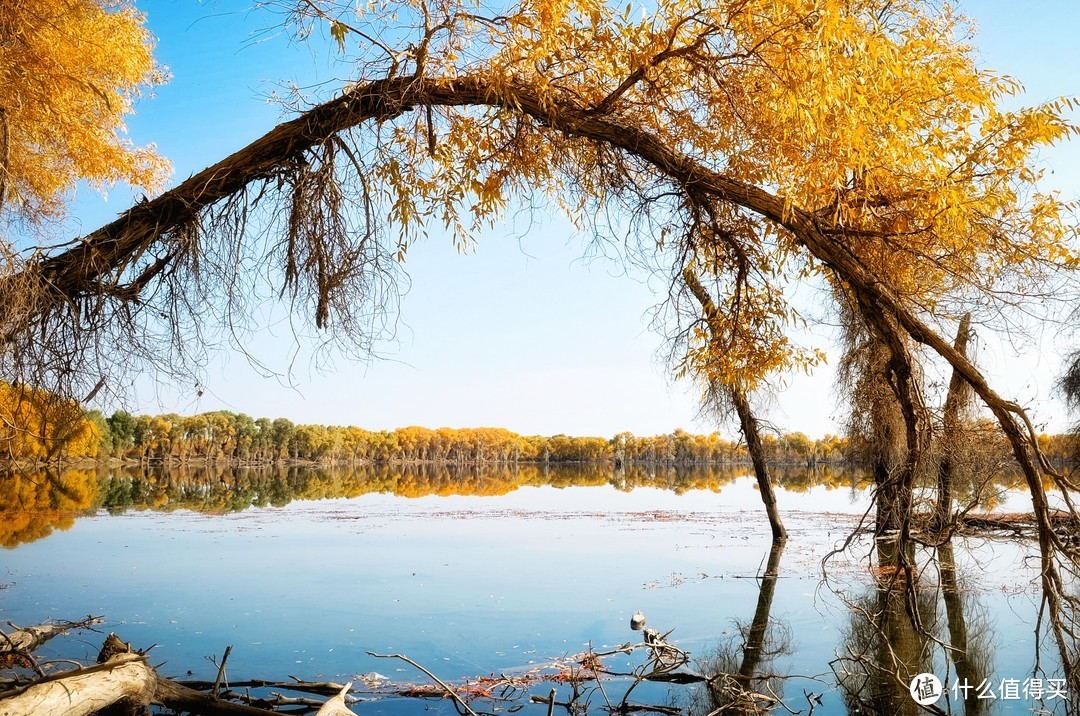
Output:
left=368, top=651, right=480, bottom=716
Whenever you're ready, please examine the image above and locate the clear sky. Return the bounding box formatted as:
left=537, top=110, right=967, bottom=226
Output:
left=73, top=0, right=1080, bottom=438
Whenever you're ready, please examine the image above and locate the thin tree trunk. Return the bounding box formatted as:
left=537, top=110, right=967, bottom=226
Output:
left=730, top=387, right=787, bottom=543
left=683, top=269, right=786, bottom=544
left=933, top=313, right=972, bottom=532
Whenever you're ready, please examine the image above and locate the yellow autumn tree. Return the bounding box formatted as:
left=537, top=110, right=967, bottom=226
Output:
left=8, top=0, right=1073, bottom=394
left=0, top=382, right=100, bottom=460
left=2, top=0, right=1080, bottom=668
left=0, top=0, right=168, bottom=220
left=2, top=0, right=1075, bottom=529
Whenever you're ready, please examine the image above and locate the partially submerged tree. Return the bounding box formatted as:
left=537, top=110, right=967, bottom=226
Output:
left=2, top=0, right=1079, bottom=671
left=683, top=267, right=787, bottom=543
left=836, top=293, right=915, bottom=540
left=932, top=312, right=975, bottom=531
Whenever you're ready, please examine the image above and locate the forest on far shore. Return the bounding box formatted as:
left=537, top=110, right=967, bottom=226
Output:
left=0, top=383, right=1072, bottom=467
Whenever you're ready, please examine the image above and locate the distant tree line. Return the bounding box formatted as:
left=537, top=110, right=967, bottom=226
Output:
left=79, top=409, right=856, bottom=466
left=0, top=378, right=1073, bottom=468
left=76, top=408, right=1077, bottom=468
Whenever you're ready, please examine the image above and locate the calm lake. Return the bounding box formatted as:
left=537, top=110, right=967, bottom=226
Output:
left=0, top=464, right=1066, bottom=715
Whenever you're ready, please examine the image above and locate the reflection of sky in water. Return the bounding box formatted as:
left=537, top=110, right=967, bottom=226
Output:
left=0, top=482, right=1062, bottom=715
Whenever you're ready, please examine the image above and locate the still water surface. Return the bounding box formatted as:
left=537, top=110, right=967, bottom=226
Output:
left=0, top=465, right=1061, bottom=714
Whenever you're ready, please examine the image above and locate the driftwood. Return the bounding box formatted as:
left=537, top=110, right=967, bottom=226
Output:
left=0, top=615, right=733, bottom=716
left=312, top=683, right=355, bottom=716
left=0, top=618, right=102, bottom=657
left=0, top=653, right=155, bottom=716
left=0, top=652, right=287, bottom=716
left=369, top=652, right=479, bottom=716
left=0, top=633, right=356, bottom=716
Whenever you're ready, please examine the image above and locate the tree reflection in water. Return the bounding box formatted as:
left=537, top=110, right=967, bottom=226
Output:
left=691, top=542, right=793, bottom=715
left=686, top=536, right=1010, bottom=716
left=3, top=464, right=1076, bottom=715
left=834, top=537, right=995, bottom=716
left=0, top=469, right=98, bottom=547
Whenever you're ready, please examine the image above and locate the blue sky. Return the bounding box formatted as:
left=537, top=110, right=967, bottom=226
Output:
left=74, top=0, right=1080, bottom=437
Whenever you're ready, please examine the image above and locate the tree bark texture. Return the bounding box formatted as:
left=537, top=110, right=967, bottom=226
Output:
left=933, top=312, right=973, bottom=531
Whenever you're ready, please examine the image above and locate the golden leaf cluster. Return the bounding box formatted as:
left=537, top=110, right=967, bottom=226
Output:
left=0, top=0, right=169, bottom=221
left=0, top=382, right=100, bottom=460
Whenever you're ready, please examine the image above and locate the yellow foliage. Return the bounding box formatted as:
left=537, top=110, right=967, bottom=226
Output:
left=0, top=383, right=100, bottom=460
left=0, top=469, right=98, bottom=547
left=306, top=0, right=1077, bottom=388
left=0, top=0, right=169, bottom=220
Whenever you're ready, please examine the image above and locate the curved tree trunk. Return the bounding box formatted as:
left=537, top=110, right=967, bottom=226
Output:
left=15, top=75, right=1059, bottom=505
left=683, top=268, right=786, bottom=544
left=6, top=70, right=1074, bottom=665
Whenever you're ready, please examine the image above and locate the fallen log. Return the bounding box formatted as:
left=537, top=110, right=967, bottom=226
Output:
left=313, top=682, right=355, bottom=716
left=0, top=654, right=157, bottom=716
left=0, top=618, right=103, bottom=656
left=0, top=637, right=355, bottom=716
left=957, top=511, right=1077, bottom=537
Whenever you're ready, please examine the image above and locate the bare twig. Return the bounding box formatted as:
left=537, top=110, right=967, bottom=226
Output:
left=368, top=651, right=480, bottom=716
left=212, top=644, right=232, bottom=697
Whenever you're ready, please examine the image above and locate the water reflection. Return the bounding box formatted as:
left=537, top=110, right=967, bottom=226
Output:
left=834, top=538, right=996, bottom=716
left=0, top=461, right=1033, bottom=551
left=938, top=539, right=994, bottom=716
left=0, top=469, right=98, bottom=547
left=0, top=463, right=872, bottom=548
left=693, top=542, right=792, bottom=715
left=682, top=536, right=1010, bottom=715
left=0, top=464, right=1072, bottom=716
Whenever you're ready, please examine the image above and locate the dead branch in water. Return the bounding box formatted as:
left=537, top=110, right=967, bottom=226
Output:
left=368, top=651, right=480, bottom=716
left=0, top=612, right=815, bottom=716
left=0, top=617, right=102, bottom=658
left=0, top=631, right=357, bottom=716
